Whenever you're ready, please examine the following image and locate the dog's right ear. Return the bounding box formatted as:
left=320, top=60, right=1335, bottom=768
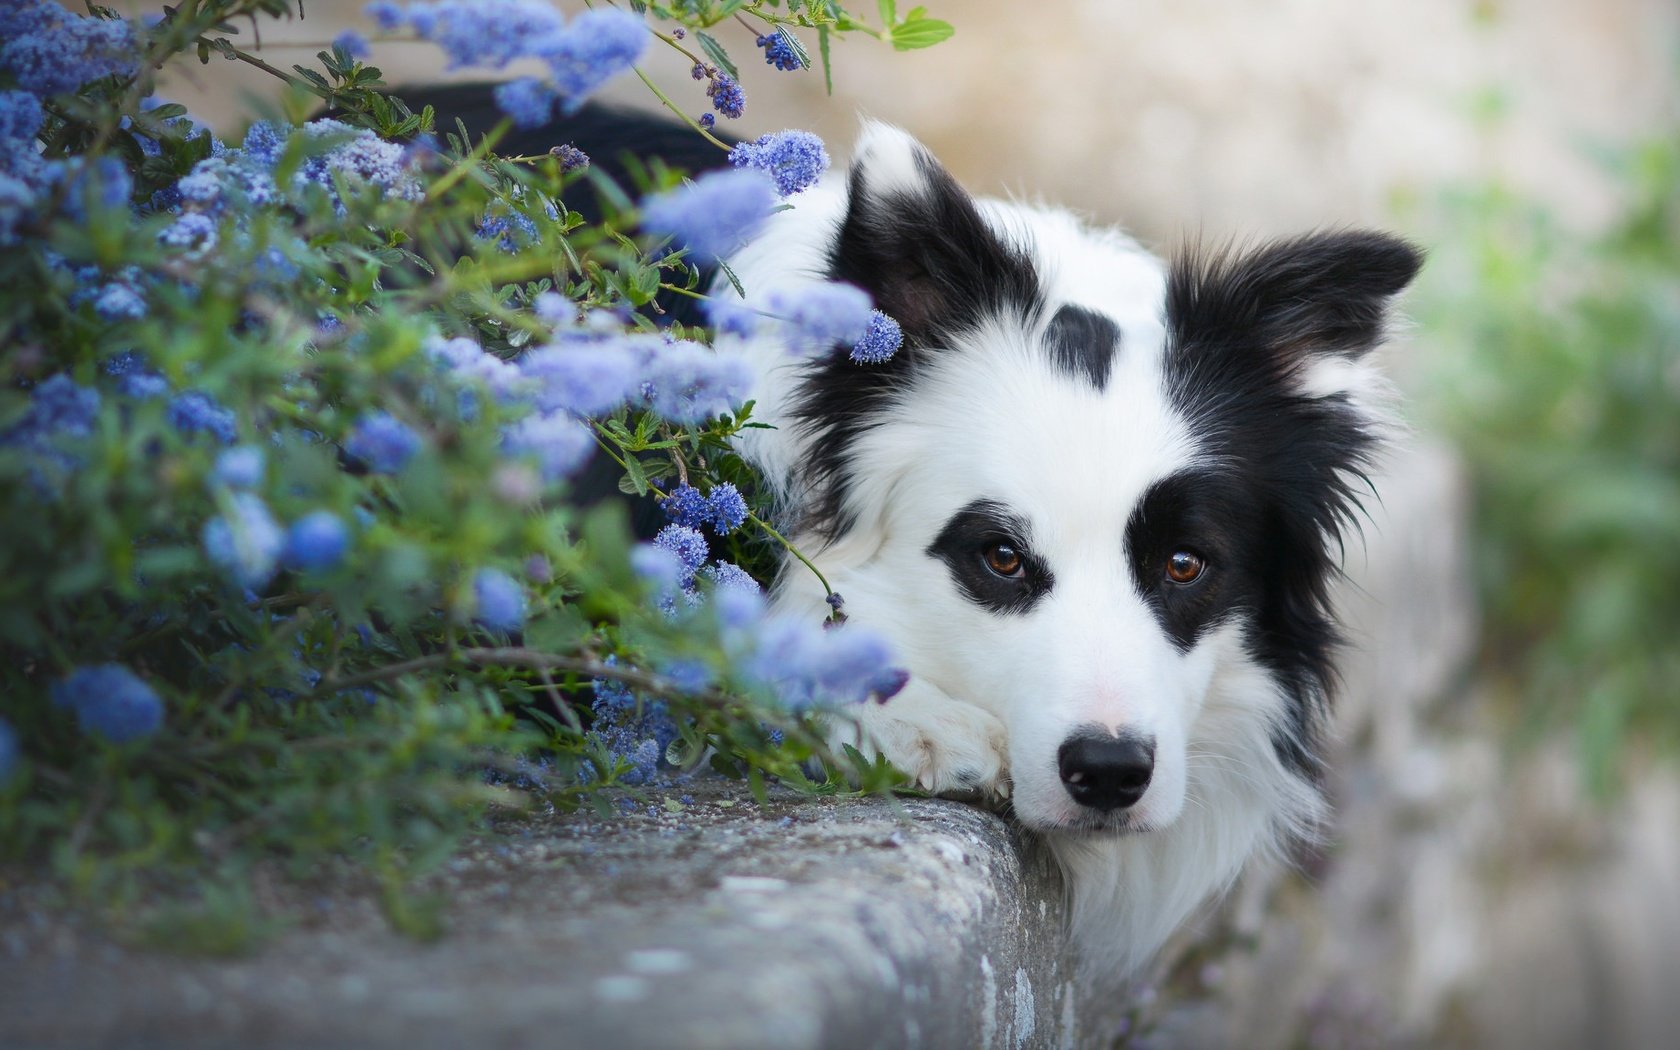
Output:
left=828, top=123, right=1040, bottom=345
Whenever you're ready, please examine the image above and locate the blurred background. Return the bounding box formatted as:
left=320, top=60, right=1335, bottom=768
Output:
left=145, top=1, right=1680, bottom=1045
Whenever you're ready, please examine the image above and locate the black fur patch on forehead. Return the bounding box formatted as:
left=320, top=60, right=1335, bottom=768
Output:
left=1044, top=304, right=1120, bottom=389
left=789, top=144, right=1044, bottom=540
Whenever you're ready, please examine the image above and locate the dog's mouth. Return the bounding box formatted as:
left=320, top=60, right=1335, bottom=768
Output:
left=1018, top=811, right=1155, bottom=837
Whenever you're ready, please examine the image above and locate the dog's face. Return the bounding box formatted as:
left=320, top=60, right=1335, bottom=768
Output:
left=781, top=127, right=1420, bottom=835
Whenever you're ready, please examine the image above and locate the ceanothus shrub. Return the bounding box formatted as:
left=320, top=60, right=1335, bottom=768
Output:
left=0, top=0, right=950, bottom=908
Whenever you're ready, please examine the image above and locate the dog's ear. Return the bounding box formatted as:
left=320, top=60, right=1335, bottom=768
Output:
left=1167, top=232, right=1422, bottom=397
left=828, top=122, right=1040, bottom=345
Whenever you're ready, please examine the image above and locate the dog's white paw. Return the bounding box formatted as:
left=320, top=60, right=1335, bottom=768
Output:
left=839, top=686, right=1011, bottom=800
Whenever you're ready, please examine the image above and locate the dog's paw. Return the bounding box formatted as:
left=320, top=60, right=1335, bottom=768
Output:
left=843, top=692, right=1011, bottom=800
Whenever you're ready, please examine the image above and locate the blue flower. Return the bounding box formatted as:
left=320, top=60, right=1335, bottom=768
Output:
left=0, top=90, right=44, bottom=150
left=401, top=0, right=569, bottom=71
left=365, top=1, right=405, bottom=31
left=706, top=72, right=745, bottom=120
left=49, top=155, right=131, bottom=219
left=707, top=483, right=749, bottom=534
left=0, top=716, right=17, bottom=779
left=756, top=31, right=802, bottom=72
left=587, top=657, right=677, bottom=785
left=701, top=560, right=760, bottom=594
left=0, top=175, right=35, bottom=247
left=850, top=310, right=904, bottom=364
left=159, top=212, right=218, bottom=256
left=0, top=2, right=138, bottom=98
left=292, top=120, right=423, bottom=210
left=203, top=492, right=284, bottom=588
left=637, top=340, right=753, bottom=424
left=92, top=281, right=146, bottom=321
left=4, top=375, right=100, bottom=456
left=728, top=129, right=828, bottom=197
left=345, top=411, right=420, bottom=473
left=703, top=297, right=762, bottom=338
left=630, top=543, right=686, bottom=595
left=284, top=511, right=350, bottom=572
left=493, top=77, right=557, bottom=129
left=333, top=30, right=371, bottom=59
left=517, top=338, right=640, bottom=416
left=427, top=335, right=520, bottom=396
left=50, top=664, right=164, bottom=744
left=105, top=351, right=167, bottom=399
left=473, top=568, right=527, bottom=632
left=211, top=445, right=265, bottom=489
left=241, top=120, right=290, bottom=166
left=742, top=619, right=905, bottom=709
left=765, top=283, right=874, bottom=348
left=476, top=208, right=539, bottom=252
left=535, top=8, right=648, bottom=111
left=640, top=168, right=776, bottom=262
left=168, top=391, right=238, bottom=443
left=500, top=411, right=593, bottom=482
left=660, top=484, right=710, bottom=529
left=662, top=659, right=713, bottom=695
left=653, top=525, right=709, bottom=587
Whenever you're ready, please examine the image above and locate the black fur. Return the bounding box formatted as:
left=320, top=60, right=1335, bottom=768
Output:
left=793, top=147, right=1044, bottom=539
left=926, top=500, right=1056, bottom=615
left=1163, top=231, right=1423, bottom=777
left=1044, top=304, right=1121, bottom=389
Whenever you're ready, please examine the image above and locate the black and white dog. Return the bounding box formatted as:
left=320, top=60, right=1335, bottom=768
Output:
left=418, top=88, right=1421, bottom=978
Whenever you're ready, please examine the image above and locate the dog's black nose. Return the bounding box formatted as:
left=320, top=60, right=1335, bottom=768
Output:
left=1058, top=734, right=1155, bottom=812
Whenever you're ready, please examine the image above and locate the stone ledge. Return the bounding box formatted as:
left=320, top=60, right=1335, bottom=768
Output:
left=0, top=783, right=1075, bottom=1050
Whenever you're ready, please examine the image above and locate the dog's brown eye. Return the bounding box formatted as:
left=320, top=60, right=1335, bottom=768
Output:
left=1165, top=550, right=1205, bottom=584
left=982, top=542, right=1024, bottom=578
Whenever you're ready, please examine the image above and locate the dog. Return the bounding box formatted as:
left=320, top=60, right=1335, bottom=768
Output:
left=410, top=86, right=1421, bottom=979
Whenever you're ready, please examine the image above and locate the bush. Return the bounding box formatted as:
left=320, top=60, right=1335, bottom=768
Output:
left=0, top=0, right=952, bottom=924
left=1412, top=115, right=1680, bottom=794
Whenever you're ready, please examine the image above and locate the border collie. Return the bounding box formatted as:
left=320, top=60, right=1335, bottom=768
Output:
left=413, top=87, right=1422, bottom=980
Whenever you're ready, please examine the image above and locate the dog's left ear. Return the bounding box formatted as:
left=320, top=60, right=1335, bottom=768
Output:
left=827, top=122, right=1040, bottom=346
left=1168, top=231, right=1423, bottom=398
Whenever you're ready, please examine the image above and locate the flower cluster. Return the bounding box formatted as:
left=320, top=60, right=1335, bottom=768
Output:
left=756, top=31, right=803, bottom=72
left=1, top=1, right=137, bottom=98
left=50, top=665, right=165, bottom=744
left=851, top=310, right=906, bottom=363
left=371, top=2, right=648, bottom=124
left=729, top=130, right=829, bottom=197
left=640, top=169, right=778, bottom=262
left=660, top=483, right=749, bottom=535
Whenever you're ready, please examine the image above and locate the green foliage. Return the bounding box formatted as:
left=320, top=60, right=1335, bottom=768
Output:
left=1412, top=121, right=1680, bottom=793
left=0, top=0, right=928, bottom=941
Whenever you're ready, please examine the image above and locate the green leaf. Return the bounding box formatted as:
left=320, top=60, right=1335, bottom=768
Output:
left=777, top=29, right=813, bottom=71
left=695, top=31, right=739, bottom=81
left=878, top=0, right=898, bottom=27
left=621, top=454, right=650, bottom=496
left=890, top=16, right=954, bottom=51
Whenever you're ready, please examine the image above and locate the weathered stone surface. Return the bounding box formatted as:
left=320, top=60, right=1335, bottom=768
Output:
left=0, top=784, right=1079, bottom=1050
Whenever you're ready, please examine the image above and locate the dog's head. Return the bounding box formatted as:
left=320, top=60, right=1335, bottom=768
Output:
left=788, top=126, right=1421, bottom=834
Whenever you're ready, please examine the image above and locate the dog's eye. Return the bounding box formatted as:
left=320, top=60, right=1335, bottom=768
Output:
left=982, top=542, right=1025, bottom=579
left=1165, top=549, right=1206, bottom=584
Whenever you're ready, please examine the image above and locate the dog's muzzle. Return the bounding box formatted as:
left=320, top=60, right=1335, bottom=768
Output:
left=1057, top=731, right=1155, bottom=812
